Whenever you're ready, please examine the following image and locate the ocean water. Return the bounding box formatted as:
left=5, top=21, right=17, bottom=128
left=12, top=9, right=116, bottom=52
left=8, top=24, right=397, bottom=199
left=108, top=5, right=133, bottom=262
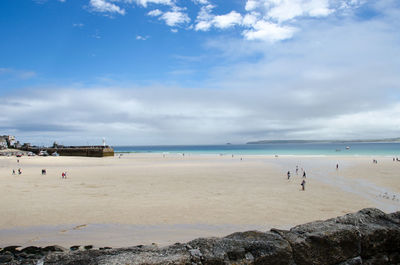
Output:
left=114, top=142, right=400, bottom=156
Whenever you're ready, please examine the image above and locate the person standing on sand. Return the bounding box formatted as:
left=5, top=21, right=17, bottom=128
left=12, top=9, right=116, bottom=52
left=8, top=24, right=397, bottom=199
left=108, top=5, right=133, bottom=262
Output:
left=62, top=172, right=65, bottom=179
left=18, top=168, right=22, bottom=175
left=12, top=169, right=15, bottom=175
left=287, top=171, right=291, bottom=180
left=301, top=180, right=306, bottom=191
left=296, top=166, right=299, bottom=175
left=336, top=164, right=339, bottom=170
left=303, top=171, right=306, bottom=178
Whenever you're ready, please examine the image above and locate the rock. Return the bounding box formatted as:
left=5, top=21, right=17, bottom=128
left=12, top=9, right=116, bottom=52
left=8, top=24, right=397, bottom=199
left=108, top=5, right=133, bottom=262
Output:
left=335, top=208, right=400, bottom=260
left=84, top=245, right=93, bottom=250
left=0, top=246, right=21, bottom=255
left=42, top=245, right=66, bottom=253
left=337, top=256, right=362, bottom=265
left=20, top=246, right=42, bottom=255
left=280, top=219, right=361, bottom=265
left=70, top=245, right=80, bottom=251
left=188, top=230, right=294, bottom=265
left=0, top=251, right=14, bottom=263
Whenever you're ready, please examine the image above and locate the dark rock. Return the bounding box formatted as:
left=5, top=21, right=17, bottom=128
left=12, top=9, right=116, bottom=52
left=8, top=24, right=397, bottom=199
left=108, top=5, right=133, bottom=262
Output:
left=363, top=253, right=390, bottom=265
left=188, top=230, right=294, bottom=265
left=84, top=245, right=93, bottom=250
left=20, top=246, right=42, bottom=255
left=336, top=208, right=400, bottom=260
left=336, top=256, right=362, bottom=265
left=99, top=247, right=112, bottom=250
left=0, top=246, right=21, bottom=255
left=42, top=245, right=66, bottom=253
left=70, top=245, right=80, bottom=251
left=0, top=252, right=14, bottom=263
left=281, top=220, right=361, bottom=265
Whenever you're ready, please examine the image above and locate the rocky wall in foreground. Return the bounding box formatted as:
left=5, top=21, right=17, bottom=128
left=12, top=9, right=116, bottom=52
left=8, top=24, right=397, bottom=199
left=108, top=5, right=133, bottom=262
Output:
left=1, top=208, right=399, bottom=265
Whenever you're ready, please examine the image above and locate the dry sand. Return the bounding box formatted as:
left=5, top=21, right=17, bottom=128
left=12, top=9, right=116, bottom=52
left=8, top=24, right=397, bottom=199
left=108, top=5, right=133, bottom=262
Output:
left=0, top=154, right=399, bottom=247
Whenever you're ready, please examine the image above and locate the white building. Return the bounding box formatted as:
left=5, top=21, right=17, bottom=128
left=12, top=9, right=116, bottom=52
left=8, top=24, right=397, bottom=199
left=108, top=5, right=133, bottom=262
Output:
left=0, top=137, right=8, bottom=149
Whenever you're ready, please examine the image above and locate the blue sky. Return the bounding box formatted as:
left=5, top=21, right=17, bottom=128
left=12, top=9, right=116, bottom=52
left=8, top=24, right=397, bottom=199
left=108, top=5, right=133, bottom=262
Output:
left=1, top=0, right=400, bottom=145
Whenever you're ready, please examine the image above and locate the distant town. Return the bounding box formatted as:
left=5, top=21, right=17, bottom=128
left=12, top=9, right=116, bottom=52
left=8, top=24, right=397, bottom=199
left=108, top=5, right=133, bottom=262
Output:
left=0, top=135, right=114, bottom=157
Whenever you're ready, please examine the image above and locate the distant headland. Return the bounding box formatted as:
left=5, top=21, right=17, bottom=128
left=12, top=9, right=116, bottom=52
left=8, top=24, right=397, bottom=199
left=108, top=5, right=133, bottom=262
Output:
left=246, top=138, right=400, bottom=144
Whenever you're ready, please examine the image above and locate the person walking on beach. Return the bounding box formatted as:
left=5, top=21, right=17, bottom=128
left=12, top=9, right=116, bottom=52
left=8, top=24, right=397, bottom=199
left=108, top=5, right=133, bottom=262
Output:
left=336, top=164, right=339, bottom=170
left=303, top=171, right=306, bottom=178
left=42, top=169, right=46, bottom=175
left=287, top=171, right=291, bottom=180
left=62, top=172, right=65, bottom=179
left=301, top=180, right=306, bottom=191
left=296, top=166, right=299, bottom=175
left=12, top=169, right=15, bottom=175
left=18, top=168, right=22, bottom=175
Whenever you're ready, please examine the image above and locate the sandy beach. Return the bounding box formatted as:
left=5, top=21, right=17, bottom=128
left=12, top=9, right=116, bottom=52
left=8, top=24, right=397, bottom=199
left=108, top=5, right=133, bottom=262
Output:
left=0, top=153, right=399, bottom=247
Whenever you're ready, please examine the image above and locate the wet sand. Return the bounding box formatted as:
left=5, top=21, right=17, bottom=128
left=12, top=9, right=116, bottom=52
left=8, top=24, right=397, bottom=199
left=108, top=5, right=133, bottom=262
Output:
left=0, top=154, right=399, bottom=247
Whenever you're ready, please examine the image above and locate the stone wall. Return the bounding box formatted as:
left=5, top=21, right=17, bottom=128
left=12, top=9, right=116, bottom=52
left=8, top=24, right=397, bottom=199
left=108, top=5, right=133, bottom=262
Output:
left=24, top=147, right=114, bottom=157
left=0, top=208, right=399, bottom=264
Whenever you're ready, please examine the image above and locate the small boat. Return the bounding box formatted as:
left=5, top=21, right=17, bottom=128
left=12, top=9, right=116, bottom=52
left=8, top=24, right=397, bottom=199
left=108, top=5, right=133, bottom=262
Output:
left=346, top=146, right=350, bottom=150
left=39, top=150, right=49, bottom=156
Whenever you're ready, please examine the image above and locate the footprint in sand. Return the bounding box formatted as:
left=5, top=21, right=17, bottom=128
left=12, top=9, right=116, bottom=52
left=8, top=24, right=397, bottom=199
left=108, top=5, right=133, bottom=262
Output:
left=73, top=224, right=87, bottom=230
left=59, top=224, right=87, bottom=234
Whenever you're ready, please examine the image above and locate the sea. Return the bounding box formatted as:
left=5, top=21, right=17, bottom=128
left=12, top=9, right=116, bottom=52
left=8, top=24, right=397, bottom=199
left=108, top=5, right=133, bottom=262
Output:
left=114, top=142, right=400, bottom=156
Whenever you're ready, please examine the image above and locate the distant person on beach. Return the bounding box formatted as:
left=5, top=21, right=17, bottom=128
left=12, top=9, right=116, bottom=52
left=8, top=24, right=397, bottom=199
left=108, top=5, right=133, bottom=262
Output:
left=301, top=180, right=306, bottom=191
left=18, top=168, right=22, bottom=175
left=12, top=169, right=15, bottom=175
left=336, top=164, right=339, bottom=170
left=287, top=171, right=291, bottom=180
left=42, top=169, right=46, bottom=175
left=303, top=171, right=306, bottom=178
left=296, top=166, right=298, bottom=174
left=62, top=172, right=65, bottom=179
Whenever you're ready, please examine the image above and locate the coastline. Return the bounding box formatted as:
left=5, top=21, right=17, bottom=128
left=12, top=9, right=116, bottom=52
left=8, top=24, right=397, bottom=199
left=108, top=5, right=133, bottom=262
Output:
left=0, top=153, right=399, bottom=248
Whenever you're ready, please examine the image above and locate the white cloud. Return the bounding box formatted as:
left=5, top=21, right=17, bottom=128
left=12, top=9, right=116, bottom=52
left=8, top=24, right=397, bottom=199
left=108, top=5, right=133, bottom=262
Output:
left=136, top=35, right=149, bottom=40
left=242, top=12, right=259, bottom=26
left=245, top=0, right=259, bottom=11
left=73, top=23, right=84, bottom=27
left=194, top=4, right=214, bottom=31
left=147, top=9, right=162, bottom=16
left=80, top=0, right=371, bottom=43
left=89, top=0, right=125, bottom=15
left=195, top=9, right=242, bottom=31
left=260, top=0, right=332, bottom=22
left=160, top=10, right=190, bottom=26
left=242, top=20, right=296, bottom=41
left=192, top=0, right=209, bottom=5
left=133, top=0, right=173, bottom=8
left=213, top=11, right=243, bottom=29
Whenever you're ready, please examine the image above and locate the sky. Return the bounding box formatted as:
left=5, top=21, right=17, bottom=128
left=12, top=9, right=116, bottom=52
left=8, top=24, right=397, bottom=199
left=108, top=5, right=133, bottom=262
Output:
left=0, top=0, right=400, bottom=146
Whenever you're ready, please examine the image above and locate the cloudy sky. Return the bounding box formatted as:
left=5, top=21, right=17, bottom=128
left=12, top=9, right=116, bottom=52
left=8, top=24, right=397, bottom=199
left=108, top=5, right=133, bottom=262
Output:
left=1, top=0, right=400, bottom=146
